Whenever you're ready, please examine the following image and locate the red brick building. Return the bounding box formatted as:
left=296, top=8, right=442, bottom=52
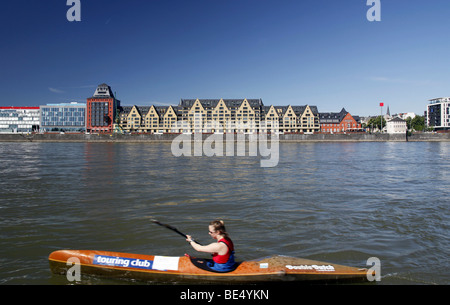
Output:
left=319, top=108, right=362, bottom=133
left=86, top=84, right=120, bottom=133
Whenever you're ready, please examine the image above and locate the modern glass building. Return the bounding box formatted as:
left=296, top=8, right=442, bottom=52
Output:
left=0, top=107, right=40, bottom=133
left=427, top=97, right=450, bottom=131
left=40, top=102, right=86, bottom=132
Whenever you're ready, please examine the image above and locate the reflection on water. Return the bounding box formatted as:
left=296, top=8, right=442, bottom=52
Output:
left=0, top=141, right=449, bottom=284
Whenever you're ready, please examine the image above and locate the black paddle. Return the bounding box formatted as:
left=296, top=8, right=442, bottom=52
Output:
left=150, top=219, right=203, bottom=245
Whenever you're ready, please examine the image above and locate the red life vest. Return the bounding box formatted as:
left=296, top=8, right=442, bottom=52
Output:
left=212, top=238, right=234, bottom=264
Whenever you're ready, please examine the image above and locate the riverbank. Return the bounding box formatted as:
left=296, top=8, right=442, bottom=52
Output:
left=1, top=132, right=449, bottom=142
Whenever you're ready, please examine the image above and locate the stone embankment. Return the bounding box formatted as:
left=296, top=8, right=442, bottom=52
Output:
left=0, top=132, right=449, bottom=142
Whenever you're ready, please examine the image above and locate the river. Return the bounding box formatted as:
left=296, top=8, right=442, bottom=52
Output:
left=0, top=141, right=448, bottom=285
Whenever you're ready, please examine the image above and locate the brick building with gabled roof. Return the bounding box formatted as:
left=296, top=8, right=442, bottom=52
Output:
left=319, top=108, right=362, bottom=133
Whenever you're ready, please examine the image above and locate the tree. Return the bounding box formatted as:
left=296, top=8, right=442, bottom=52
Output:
left=405, top=117, right=412, bottom=129
left=411, top=115, right=425, bottom=131
left=366, top=116, right=386, bottom=132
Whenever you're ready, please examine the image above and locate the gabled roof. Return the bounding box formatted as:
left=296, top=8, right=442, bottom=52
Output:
left=119, top=105, right=177, bottom=117
left=179, top=99, right=263, bottom=108
left=163, top=105, right=178, bottom=115
left=292, top=105, right=319, bottom=115
left=319, top=108, right=348, bottom=123
left=132, top=105, right=152, bottom=117
left=262, top=105, right=318, bottom=117
left=388, top=117, right=406, bottom=122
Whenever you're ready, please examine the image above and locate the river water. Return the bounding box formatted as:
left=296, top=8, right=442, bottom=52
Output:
left=0, top=141, right=448, bottom=285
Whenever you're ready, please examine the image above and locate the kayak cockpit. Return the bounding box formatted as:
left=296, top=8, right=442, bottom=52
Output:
left=189, top=257, right=241, bottom=273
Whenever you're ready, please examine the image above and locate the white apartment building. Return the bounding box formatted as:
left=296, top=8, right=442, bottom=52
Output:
left=427, top=97, right=450, bottom=131
left=0, top=107, right=40, bottom=133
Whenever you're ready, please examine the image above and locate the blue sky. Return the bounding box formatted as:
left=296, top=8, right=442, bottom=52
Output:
left=1, top=0, right=449, bottom=116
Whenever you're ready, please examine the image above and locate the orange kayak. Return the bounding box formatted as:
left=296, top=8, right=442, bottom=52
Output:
left=49, top=249, right=369, bottom=283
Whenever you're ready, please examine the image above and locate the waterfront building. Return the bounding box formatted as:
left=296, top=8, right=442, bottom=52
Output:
left=261, top=105, right=280, bottom=133
left=234, top=99, right=261, bottom=133
left=162, top=105, right=179, bottom=133
left=119, top=105, right=178, bottom=133
left=145, top=105, right=162, bottom=132
left=386, top=117, right=407, bottom=134
left=178, top=99, right=263, bottom=133
left=116, top=99, right=320, bottom=134
left=210, top=99, right=232, bottom=133
left=262, top=105, right=320, bottom=133
left=120, top=105, right=150, bottom=132
left=177, top=99, right=319, bottom=134
left=281, top=106, right=299, bottom=132
left=179, top=99, right=208, bottom=133
left=291, top=105, right=320, bottom=133
left=427, top=97, right=450, bottom=131
left=40, top=102, right=86, bottom=132
left=86, top=84, right=120, bottom=133
left=0, top=107, right=40, bottom=133
left=319, top=108, right=362, bottom=133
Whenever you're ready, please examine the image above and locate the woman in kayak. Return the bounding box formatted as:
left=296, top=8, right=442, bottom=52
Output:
left=186, top=220, right=236, bottom=272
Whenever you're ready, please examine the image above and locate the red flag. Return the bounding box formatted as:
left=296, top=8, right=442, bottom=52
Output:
left=379, top=102, right=384, bottom=107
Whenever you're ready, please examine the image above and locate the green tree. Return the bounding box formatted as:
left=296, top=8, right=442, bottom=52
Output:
left=366, top=116, right=386, bottom=131
left=405, top=117, right=412, bottom=129
left=411, top=115, right=425, bottom=131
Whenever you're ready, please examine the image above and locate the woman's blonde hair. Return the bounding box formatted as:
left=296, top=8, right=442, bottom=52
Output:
left=210, top=220, right=229, bottom=238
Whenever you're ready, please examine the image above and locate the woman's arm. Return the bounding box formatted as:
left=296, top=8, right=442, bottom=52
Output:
left=186, top=235, right=226, bottom=254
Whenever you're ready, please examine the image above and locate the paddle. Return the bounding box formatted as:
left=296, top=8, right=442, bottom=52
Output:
left=150, top=219, right=203, bottom=245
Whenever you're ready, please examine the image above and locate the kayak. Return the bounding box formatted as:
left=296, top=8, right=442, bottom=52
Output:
left=49, top=250, right=370, bottom=283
